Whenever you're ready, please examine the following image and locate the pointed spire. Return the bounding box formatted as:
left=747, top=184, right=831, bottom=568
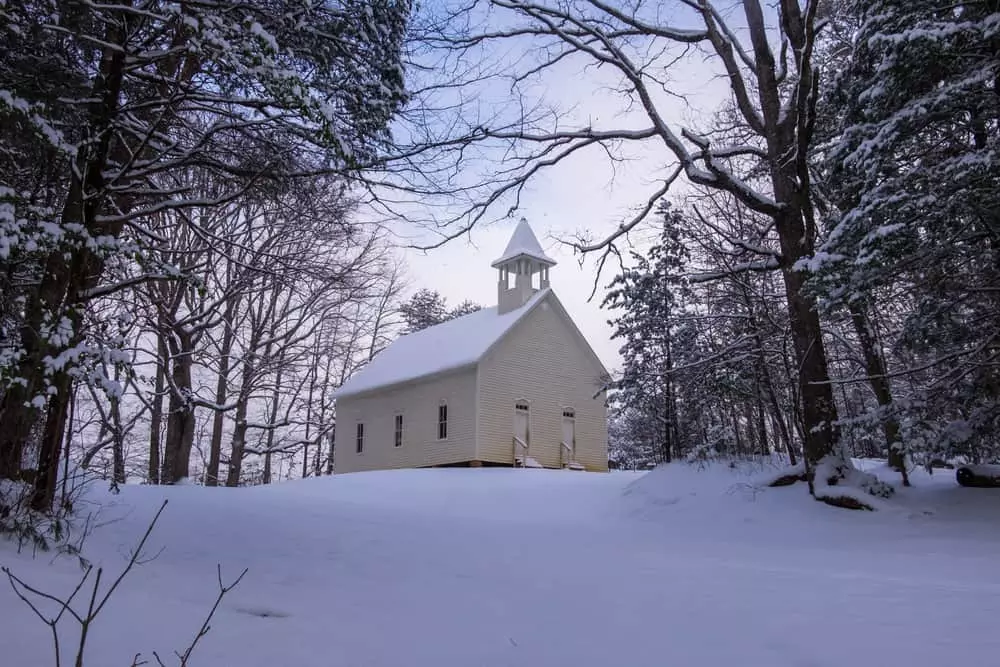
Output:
left=491, top=217, right=557, bottom=268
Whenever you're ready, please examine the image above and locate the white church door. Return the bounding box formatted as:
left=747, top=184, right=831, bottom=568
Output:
left=514, top=401, right=530, bottom=466
left=561, top=409, right=576, bottom=466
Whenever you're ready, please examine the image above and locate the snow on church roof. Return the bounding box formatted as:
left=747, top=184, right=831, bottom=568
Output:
left=491, top=218, right=557, bottom=268
left=333, top=289, right=550, bottom=399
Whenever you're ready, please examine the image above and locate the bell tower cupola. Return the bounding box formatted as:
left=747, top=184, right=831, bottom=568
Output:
left=491, top=218, right=557, bottom=315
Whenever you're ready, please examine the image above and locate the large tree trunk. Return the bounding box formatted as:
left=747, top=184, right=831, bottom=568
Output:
left=0, top=380, right=31, bottom=479
left=779, top=250, right=840, bottom=473
left=31, top=371, right=73, bottom=511
left=849, top=302, right=909, bottom=485
left=743, top=0, right=840, bottom=486
left=0, top=16, right=128, bottom=497
left=0, top=249, right=78, bottom=481
left=31, top=200, right=121, bottom=509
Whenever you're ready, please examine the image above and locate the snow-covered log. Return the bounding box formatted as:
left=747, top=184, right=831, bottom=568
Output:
left=956, top=465, right=1000, bottom=489
left=811, top=457, right=895, bottom=511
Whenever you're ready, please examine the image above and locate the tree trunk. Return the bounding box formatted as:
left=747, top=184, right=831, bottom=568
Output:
left=162, top=333, right=196, bottom=484
left=0, top=387, right=30, bottom=480
left=849, top=302, right=910, bottom=485
left=661, top=400, right=673, bottom=464
left=225, top=370, right=253, bottom=487
left=753, top=372, right=769, bottom=457
left=0, top=253, right=74, bottom=481
left=316, top=349, right=335, bottom=476
left=744, top=0, right=840, bottom=485
left=262, top=446, right=272, bottom=485
left=731, top=410, right=743, bottom=457
left=325, top=422, right=335, bottom=475
left=761, top=362, right=795, bottom=466
left=206, top=302, right=237, bottom=486
left=1, top=13, right=129, bottom=493
left=31, top=371, right=73, bottom=511
left=778, top=244, right=840, bottom=475
left=262, top=362, right=285, bottom=485
left=60, top=384, right=75, bottom=506
left=302, top=348, right=316, bottom=479
left=148, top=330, right=166, bottom=485
left=110, top=366, right=126, bottom=486
left=661, top=327, right=675, bottom=463
left=227, top=285, right=283, bottom=486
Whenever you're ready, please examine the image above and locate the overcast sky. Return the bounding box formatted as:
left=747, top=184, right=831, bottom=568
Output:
left=398, top=137, right=694, bottom=370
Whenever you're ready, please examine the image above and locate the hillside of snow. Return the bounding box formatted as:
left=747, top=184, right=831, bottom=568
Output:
left=2, top=463, right=999, bottom=667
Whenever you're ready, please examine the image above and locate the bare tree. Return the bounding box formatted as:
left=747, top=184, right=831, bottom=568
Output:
left=0, top=0, right=409, bottom=509
left=374, top=0, right=852, bottom=493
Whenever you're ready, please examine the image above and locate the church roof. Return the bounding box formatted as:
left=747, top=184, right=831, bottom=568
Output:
left=333, top=289, right=551, bottom=399
left=490, top=218, right=557, bottom=268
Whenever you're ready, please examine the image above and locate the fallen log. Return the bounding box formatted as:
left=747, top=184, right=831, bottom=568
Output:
left=818, top=494, right=875, bottom=511
left=956, top=464, right=1000, bottom=488
left=763, top=464, right=808, bottom=488
left=769, top=471, right=807, bottom=487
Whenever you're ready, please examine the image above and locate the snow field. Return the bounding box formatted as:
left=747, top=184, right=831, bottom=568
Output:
left=2, top=463, right=998, bottom=667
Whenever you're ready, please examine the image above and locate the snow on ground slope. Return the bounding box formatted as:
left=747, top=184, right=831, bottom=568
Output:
left=2, top=464, right=999, bottom=667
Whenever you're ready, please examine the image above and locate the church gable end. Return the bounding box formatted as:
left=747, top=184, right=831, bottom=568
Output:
left=476, top=293, right=609, bottom=471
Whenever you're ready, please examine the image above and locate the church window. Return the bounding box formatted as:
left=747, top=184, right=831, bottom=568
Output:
left=438, top=403, right=448, bottom=440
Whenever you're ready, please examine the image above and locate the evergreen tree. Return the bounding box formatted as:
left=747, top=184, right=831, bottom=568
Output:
left=399, top=290, right=482, bottom=334
left=603, top=205, right=691, bottom=463
left=0, top=0, right=411, bottom=507
left=818, top=0, right=1000, bottom=466
left=400, top=289, right=449, bottom=333
left=608, top=407, right=661, bottom=470
left=449, top=299, right=483, bottom=319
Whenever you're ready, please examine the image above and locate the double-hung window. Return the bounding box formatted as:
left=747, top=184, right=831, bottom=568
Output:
left=438, top=403, right=448, bottom=440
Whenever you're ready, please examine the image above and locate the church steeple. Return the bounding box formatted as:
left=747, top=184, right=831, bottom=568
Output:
left=491, top=218, right=557, bottom=314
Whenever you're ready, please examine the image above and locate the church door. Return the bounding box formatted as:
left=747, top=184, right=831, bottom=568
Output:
left=514, top=402, right=529, bottom=465
left=561, top=409, right=576, bottom=466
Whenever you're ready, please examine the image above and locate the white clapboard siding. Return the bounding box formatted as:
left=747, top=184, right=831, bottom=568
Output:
left=334, top=368, right=477, bottom=473
left=476, top=294, right=608, bottom=471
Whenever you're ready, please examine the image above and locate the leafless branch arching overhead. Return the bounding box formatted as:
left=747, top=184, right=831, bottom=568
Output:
left=370, top=0, right=843, bottom=480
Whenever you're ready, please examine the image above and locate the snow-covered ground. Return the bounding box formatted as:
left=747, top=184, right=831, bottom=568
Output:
left=2, top=462, right=999, bottom=666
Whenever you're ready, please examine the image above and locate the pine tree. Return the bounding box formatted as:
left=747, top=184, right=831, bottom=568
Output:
left=400, top=289, right=449, bottom=333
left=449, top=300, right=483, bottom=319
left=818, top=0, right=1000, bottom=467
left=603, top=205, right=691, bottom=463
left=399, top=290, right=482, bottom=334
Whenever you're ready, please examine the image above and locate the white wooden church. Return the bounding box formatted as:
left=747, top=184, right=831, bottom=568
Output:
left=332, top=219, right=609, bottom=473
